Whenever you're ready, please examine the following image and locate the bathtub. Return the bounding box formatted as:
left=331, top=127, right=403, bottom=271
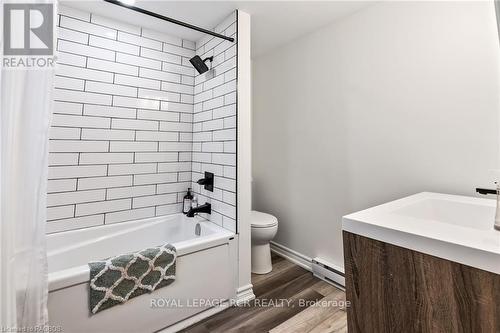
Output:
left=47, top=214, right=237, bottom=332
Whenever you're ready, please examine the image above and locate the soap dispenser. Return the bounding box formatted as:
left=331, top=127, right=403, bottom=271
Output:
left=183, top=188, right=193, bottom=214
left=191, top=196, right=198, bottom=210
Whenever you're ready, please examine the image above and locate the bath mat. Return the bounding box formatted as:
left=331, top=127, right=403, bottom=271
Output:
left=88, top=244, right=176, bottom=314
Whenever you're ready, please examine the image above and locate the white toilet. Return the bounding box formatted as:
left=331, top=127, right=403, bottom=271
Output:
left=250, top=210, right=279, bottom=274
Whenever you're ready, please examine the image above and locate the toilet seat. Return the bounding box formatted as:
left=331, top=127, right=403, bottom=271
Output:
left=250, top=211, right=278, bottom=228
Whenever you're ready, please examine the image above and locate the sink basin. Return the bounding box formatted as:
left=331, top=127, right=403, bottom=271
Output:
left=392, top=198, right=495, bottom=231
left=342, top=192, right=500, bottom=274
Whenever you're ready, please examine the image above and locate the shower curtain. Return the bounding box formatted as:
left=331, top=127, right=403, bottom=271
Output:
left=0, top=5, right=55, bottom=330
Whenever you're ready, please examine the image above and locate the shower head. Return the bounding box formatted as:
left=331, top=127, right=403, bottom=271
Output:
left=189, top=55, right=213, bottom=75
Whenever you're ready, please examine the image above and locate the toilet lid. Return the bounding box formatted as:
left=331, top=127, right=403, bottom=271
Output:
left=250, top=211, right=278, bottom=228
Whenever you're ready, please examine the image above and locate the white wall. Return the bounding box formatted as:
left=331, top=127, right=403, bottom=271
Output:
left=236, top=10, right=254, bottom=300
left=191, top=12, right=238, bottom=233
left=49, top=6, right=240, bottom=235
left=252, top=1, right=500, bottom=269
left=48, top=6, right=196, bottom=233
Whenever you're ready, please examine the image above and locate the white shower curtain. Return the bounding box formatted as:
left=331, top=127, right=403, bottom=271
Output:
left=0, top=15, right=55, bottom=332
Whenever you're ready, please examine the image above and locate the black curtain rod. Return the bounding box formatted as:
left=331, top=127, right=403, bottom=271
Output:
left=103, top=0, right=235, bottom=43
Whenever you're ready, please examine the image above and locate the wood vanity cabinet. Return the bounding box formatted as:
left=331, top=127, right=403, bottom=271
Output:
left=343, top=231, right=500, bottom=332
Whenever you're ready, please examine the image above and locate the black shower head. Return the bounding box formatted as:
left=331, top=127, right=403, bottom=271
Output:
left=189, top=55, right=213, bottom=75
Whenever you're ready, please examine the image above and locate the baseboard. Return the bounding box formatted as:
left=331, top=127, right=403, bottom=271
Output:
left=311, top=257, right=345, bottom=290
left=270, top=241, right=345, bottom=289
left=270, top=241, right=312, bottom=271
left=236, top=283, right=255, bottom=305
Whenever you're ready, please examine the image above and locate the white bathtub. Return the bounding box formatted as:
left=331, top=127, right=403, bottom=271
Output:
left=47, top=214, right=237, bottom=332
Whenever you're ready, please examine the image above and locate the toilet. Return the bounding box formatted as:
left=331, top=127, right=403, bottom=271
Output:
left=250, top=210, right=279, bottom=274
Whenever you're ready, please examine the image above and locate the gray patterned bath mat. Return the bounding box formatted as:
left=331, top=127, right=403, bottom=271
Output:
left=88, top=244, right=176, bottom=314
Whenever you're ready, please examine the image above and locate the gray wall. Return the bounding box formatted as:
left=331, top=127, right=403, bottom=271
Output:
left=252, top=1, right=500, bottom=268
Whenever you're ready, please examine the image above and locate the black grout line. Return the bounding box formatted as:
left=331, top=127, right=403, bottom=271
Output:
left=47, top=202, right=184, bottom=225
left=49, top=13, right=238, bottom=233
left=56, top=51, right=197, bottom=79
left=59, top=13, right=197, bottom=51
left=55, top=67, right=194, bottom=92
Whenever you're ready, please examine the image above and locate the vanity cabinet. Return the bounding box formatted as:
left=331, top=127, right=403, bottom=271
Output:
left=343, top=231, right=500, bottom=332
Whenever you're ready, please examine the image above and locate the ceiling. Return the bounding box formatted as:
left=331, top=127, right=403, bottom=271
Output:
left=62, top=1, right=371, bottom=58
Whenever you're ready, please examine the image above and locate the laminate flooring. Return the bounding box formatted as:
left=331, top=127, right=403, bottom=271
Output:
left=181, top=253, right=347, bottom=333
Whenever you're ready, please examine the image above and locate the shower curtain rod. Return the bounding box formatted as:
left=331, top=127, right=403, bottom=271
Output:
left=103, top=0, right=235, bottom=43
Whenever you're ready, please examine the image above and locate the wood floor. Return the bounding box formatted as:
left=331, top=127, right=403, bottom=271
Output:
left=181, top=253, right=347, bottom=333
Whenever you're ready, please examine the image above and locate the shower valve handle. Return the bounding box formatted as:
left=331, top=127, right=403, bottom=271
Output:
left=197, top=172, right=214, bottom=192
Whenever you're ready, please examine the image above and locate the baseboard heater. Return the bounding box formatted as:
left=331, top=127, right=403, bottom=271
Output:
left=312, top=257, right=345, bottom=290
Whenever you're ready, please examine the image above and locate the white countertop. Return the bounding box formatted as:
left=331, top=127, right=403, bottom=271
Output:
left=342, top=192, right=500, bottom=274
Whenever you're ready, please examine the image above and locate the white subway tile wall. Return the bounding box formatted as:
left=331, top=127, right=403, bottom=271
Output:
left=191, top=12, right=237, bottom=233
left=47, top=6, right=200, bottom=233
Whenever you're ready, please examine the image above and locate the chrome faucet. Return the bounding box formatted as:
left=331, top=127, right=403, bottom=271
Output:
left=186, top=202, right=211, bottom=217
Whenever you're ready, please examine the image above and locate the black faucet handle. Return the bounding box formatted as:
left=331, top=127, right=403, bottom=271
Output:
left=197, top=171, right=214, bottom=192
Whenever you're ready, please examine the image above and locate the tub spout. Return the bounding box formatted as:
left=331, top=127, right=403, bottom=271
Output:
left=187, top=203, right=211, bottom=217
